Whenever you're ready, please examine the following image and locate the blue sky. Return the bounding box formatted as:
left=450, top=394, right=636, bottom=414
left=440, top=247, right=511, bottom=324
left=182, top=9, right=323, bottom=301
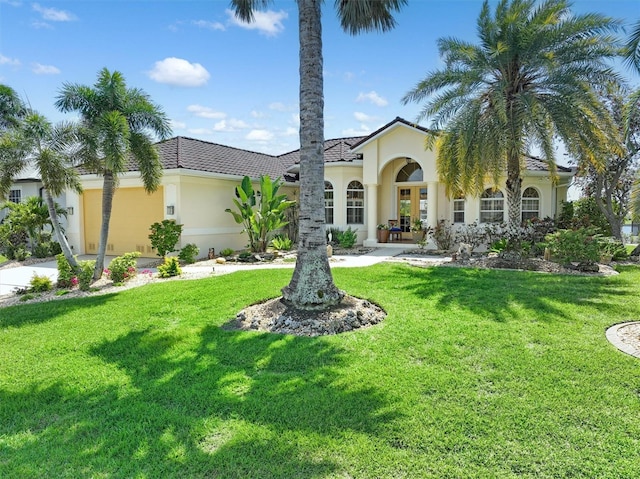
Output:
left=1, top=0, right=639, bottom=156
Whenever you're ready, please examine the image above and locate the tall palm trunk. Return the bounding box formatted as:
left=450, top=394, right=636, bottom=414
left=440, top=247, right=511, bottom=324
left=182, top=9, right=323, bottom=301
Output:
left=94, top=171, right=115, bottom=279
left=505, top=155, right=522, bottom=227
left=281, top=0, right=344, bottom=309
left=44, top=191, right=79, bottom=270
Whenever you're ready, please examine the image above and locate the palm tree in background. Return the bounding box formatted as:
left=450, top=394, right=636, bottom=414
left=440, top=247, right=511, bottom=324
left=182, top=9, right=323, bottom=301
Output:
left=402, top=0, right=622, bottom=227
left=229, top=0, right=406, bottom=309
left=55, top=68, right=171, bottom=280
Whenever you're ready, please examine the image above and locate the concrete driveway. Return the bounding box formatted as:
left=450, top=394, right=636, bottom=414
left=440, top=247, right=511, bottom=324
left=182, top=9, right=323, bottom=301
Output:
left=0, top=260, right=58, bottom=296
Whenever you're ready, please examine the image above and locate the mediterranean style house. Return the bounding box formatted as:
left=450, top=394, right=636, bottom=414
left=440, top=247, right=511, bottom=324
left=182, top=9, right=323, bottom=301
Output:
left=9, top=117, right=574, bottom=257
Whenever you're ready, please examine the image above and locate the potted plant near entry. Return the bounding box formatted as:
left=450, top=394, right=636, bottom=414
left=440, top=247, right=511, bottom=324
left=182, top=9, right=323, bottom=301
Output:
left=411, top=218, right=426, bottom=242
left=377, top=223, right=390, bottom=243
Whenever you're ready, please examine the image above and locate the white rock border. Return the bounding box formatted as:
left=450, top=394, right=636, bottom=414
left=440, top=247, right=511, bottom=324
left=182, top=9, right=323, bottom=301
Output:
left=605, top=321, right=640, bottom=359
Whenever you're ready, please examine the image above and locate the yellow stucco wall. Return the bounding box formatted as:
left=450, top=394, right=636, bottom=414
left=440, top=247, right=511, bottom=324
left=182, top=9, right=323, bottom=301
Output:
left=82, top=187, right=164, bottom=257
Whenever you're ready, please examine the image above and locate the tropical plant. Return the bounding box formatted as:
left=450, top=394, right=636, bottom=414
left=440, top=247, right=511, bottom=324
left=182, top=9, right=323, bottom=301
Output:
left=149, top=219, right=183, bottom=258
left=0, top=112, right=81, bottom=269
left=77, top=260, right=96, bottom=291
left=432, top=220, right=454, bottom=251
left=402, top=0, right=622, bottom=227
left=545, top=227, right=602, bottom=265
left=229, top=0, right=406, bottom=309
left=29, top=274, right=52, bottom=293
left=226, top=175, right=295, bottom=253
left=270, top=234, right=293, bottom=251
left=55, top=68, right=171, bottom=279
left=220, top=248, right=235, bottom=257
left=56, top=253, right=76, bottom=288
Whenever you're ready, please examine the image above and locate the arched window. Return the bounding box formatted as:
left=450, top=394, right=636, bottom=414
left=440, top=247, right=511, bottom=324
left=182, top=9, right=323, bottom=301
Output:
left=522, top=187, right=540, bottom=221
left=324, top=181, right=334, bottom=224
left=396, top=161, right=423, bottom=182
left=346, top=180, right=364, bottom=224
left=480, top=188, right=504, bottom=223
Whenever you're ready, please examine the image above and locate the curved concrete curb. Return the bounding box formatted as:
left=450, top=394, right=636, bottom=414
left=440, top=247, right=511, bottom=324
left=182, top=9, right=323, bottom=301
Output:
left=605, top=322, right=640, bottom=359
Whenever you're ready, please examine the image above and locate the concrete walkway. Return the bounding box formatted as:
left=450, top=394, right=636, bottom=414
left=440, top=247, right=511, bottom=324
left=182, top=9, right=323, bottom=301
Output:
left=0, top=248, right=410, bottom=297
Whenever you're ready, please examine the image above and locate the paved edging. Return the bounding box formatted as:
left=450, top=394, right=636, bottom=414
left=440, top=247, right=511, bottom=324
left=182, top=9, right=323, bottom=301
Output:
left=605, top=322, right=640, bottom=359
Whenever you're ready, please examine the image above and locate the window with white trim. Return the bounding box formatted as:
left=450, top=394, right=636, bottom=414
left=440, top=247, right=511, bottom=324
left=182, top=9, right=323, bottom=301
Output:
left=8, top=189, right=21, bottom=203
left=521, top=187, right=540, bottom=221
left=480, top=188, right=504, bottom=223
left=453, top=196, right=465, bottom=223
left=346, top=180, right=364, bottom=224
left=324, top=181, right=334, bottom=224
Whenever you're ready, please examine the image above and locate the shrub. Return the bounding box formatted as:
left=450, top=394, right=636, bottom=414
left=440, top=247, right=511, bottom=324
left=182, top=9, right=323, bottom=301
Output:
left=149, top=220, right=183, bottom=258
left=220, top=248, right=235, bottom=257
left=178, top=243, right=200, bottom=264
left=56, top=253, right=76, bottom=288
left=600, top=237, right=628, bottom=261
left=454, top=221, right=486, bottom=251
left=77, top=260, right=96, bottom=291
left=336, top=227, right=357, bottom=249
left=106, top=252, right=140, bottom=284
left=326, top=227, right=342, bottom=245
left=30, top=274, right=52, bottom=292
left=12, top=246, right=31, bottom=261
left=545, top=227, right=601, bottom=265
left=432, top=220, right=455, bottom=251
left=158, top=256, right=182, bottom=278
left=271, top=234, right=293, bottom=251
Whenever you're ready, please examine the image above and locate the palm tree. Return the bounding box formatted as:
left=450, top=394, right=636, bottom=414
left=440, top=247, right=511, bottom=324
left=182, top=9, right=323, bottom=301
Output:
left=402, top=0, right=622, bottom=226
left=625, top=19, right=640, bottom=73
left=229, top=0, right=406, bottom=309
left=55, top=68, right=171, bottom=279
left=0, top=113, right=82, bottom=268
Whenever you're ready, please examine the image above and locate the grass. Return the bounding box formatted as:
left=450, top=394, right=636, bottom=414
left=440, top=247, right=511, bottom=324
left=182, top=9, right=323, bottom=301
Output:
left=0, top=254, right=6, bottom=264
left=1, top=263, right=640, bottom=478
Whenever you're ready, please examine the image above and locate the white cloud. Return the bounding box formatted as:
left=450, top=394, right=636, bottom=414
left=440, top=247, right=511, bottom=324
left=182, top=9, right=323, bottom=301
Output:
left=187, top=104, right=226, bottom=119
left=32, top=3, right=76, bottom=21
left=0, top=54, right=21, bottom=66
left=170, top=120, right=187, bottom=129
left=1, top=0, right=22, bottom=7
left=187, top=127, right=212, bottom=136
left=342, top=124, right=374, bottom=136
left=31, top=63, right=60, bottom=75
left=291, top=113, right=300, bottom=126
left=354, top=112, right=377, bottom=123
left=283, top=127, right=297, bottom=137
left=251, top=110, right=265, bottom=118
left=213, top=119, right=248, bottom=132
left=246, top=129, right=274, bottom=141
left=148, top=57, right=210, bottom=87
left=192, top=19, right=225, bottom=31
left=269, top=102, right=289, bottom=112
left=356, top=91, right=388, bottom=107
left=226, top=8, right=287, bottom=37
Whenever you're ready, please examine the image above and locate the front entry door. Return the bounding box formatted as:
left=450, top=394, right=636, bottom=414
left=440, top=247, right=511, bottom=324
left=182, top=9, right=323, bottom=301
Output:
left=398, top=186, right=428, bottom=236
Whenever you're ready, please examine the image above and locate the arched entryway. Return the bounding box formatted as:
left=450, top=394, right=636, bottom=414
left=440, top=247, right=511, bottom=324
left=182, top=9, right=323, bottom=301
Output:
left=396, top=161, right=428, bottom=236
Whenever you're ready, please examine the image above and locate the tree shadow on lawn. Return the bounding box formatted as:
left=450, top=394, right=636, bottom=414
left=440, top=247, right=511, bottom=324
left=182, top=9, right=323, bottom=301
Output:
left=0, top=292, right=119, bottom=329
left=385, top=263, right=633, bottom=323
left=0, top=324, right=396, bottom=478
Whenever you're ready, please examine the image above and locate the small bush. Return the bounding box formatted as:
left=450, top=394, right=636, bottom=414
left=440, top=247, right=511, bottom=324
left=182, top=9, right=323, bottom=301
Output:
left=271, top=234, right=293, bottom=251
left=600, top=237, right=628, bottom=261
left=107, top=252, right=140, bottom=284
left=12, top=246, right=31, bottom=261
left=149, top=220, right=183, bottom=258
left=326, top=227, right=342, bottom=245
left=56, top=253, right=76, bottom=288
left=545, top=227, right=601, bottom=265
left=178, top=243, right=200, bottom=264
left=19, top=293, right=35, bottom=302
left=77, top=260, right=96, bottom=291
left=336, top=227, right=357, bottom=249
left=432, top=220, right=454, bottom=251
left=454, top=222, right=486, bottom=251
left=30, top=274, right=52, bottom=293
left=158, top=256, right=182, bottom=278
left=220, top=248, right=235, bottom=257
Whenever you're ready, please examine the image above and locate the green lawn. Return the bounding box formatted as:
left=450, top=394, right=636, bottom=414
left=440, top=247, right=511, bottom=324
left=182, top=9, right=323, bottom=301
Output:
left=1, top=263, right=639, bottom=478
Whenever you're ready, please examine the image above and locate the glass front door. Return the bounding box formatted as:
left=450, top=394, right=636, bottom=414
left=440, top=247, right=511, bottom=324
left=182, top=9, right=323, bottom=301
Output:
left=398, top=186, right=428, bottom=235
